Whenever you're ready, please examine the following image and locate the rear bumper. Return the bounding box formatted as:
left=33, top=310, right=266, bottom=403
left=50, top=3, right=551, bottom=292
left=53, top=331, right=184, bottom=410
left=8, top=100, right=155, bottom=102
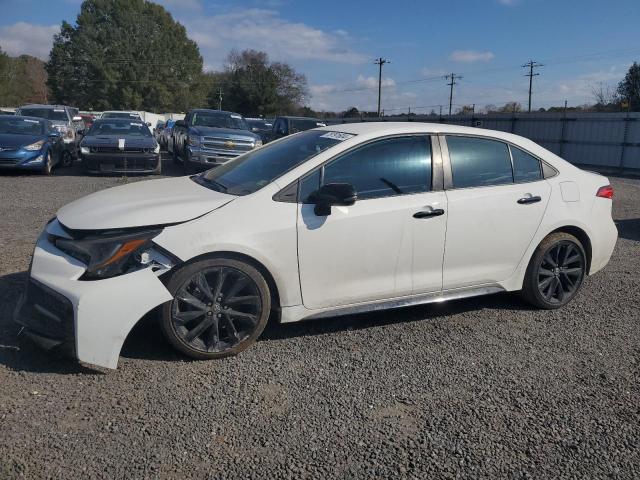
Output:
left=17, top=225, right=174, bottom=369
left=82, top=153, right=160, bottom=173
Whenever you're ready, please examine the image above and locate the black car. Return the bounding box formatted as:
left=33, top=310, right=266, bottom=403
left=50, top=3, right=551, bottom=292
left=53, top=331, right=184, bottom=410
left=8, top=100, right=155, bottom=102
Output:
left=245, top=117, right=273, bottom=142
left=271, top=116, right=326, bottom=141
left=79, top=118, right=161, bottom=174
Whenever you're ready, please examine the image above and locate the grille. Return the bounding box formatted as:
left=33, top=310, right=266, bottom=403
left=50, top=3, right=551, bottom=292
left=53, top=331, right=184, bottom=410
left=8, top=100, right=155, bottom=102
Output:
left=89, top=146, right=151, bottom=153
left=202, top=136, right=255, bottom=152
left=0, top=158, right=19, bottom=165
left=17, top=279, right=75, bottom=346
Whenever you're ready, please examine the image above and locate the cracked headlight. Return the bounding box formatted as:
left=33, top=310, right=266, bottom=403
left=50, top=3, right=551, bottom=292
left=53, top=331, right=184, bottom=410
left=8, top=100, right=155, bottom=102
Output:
left=52, top=228, right=174, bottom=280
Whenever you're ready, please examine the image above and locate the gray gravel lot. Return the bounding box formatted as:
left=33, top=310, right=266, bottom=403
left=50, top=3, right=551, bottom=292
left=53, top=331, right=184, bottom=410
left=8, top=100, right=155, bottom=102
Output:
left=0, top=156, right=639, bottom=479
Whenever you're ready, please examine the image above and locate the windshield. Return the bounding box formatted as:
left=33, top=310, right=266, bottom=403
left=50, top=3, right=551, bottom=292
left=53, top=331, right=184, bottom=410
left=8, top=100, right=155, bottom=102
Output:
left=192, top=111, right=248, bottom=130
left=0, top=117, right=45, bottom=135
left=18, top=108, right=68, bottom=122
left=290, top=118, right=324, bottom=133
left=87, top=119, right=152, bottom=137
left=193, top=130, right=355, bottom=196
left=102, top=112, right=142, bottom=120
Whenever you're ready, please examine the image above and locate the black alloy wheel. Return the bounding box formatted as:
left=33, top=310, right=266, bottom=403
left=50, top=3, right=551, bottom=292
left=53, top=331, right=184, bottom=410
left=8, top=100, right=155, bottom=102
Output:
left=160, top=258, right=271, bottom=359
left=61, top=150, right=73, bottom=167
left=537, top=241, right=585, bottom=304
left=522, top=232, right=586, bottom=309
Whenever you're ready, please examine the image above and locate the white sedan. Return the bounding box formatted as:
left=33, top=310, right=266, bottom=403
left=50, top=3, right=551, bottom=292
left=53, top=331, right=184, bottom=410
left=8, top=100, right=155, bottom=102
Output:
left=15, top=123, right=618, bottom=369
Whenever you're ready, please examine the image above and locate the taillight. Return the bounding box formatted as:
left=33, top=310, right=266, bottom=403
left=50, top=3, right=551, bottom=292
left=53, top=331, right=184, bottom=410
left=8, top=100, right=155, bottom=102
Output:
left=596, top=185, right=614, bottom=199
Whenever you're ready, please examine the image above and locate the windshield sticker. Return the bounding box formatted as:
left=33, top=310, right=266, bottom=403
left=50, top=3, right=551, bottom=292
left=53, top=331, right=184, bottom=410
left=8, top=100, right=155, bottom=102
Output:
left=118, top=138, right=125, bottom=150
left=54, top=109, right=65, bottom=112
left=23, top=119, right=39, bottom=123
left=230, top=114, right=242, bottom=119
left=130, top=122, right=143, bottom=126
left=319, top=132, right=355, bottom=141
left=129, top=113, right=138, bottom=116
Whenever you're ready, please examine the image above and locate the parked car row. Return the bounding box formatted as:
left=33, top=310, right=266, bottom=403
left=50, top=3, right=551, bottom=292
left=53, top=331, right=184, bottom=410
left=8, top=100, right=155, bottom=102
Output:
left=0, top=103, right=325, bottom=175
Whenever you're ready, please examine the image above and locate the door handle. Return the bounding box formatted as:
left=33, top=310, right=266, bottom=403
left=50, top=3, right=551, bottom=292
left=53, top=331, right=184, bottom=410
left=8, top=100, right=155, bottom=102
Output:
left=413, top=208, right=445, bottom=219
left=517, top=195, right=542, bottom=205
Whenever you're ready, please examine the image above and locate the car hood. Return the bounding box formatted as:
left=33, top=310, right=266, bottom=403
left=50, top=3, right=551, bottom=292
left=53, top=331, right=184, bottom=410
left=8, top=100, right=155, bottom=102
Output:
left=57, top=176, right=235, bottom=230
left=189, top=126, right=259, bottom=140
left=81, top=135, right=157, bottom=148
left=0, top=133, right=44, bottom=149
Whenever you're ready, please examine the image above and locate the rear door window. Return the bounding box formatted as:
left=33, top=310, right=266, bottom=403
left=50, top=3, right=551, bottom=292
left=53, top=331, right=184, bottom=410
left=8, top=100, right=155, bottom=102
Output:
left=446, top=136, right=513, bottom=188
left=510, top=146, right=542, bottom=182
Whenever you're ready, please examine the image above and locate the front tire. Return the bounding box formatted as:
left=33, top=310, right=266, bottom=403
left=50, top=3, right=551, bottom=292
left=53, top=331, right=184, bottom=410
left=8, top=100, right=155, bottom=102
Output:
left=521, top=232, right=587, bottom=309
left=160, top=258, right=271, bottom=360
left=41, top=151, right=53, bottom=175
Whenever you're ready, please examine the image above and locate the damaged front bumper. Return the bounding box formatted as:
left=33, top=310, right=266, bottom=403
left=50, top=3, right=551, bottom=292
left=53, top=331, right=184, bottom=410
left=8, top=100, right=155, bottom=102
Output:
left=14, top=222, right=174, bottom=369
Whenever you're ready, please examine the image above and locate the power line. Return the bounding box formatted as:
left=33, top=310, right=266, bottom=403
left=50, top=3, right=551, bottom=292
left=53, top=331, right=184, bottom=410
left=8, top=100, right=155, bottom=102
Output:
left=522, top=60, right=544, bottom=113
left=374, top=57, right=390, bottom=117
left=444, top=73, right=462, bottom=115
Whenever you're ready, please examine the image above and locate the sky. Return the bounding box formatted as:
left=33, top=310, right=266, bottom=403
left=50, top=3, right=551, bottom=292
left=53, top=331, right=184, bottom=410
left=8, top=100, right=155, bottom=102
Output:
left=0, top=0, right=639, bottom=113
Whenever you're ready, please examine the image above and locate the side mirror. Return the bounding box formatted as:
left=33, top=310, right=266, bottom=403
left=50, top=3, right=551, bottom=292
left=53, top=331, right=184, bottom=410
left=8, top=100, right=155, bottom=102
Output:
left=146, top=122, right=152, bottom=126
left=311, top=183, right=357, bottom=216
left=174, top=120, right=186, bottom=128
left=77, top=129, right=85, bottom=136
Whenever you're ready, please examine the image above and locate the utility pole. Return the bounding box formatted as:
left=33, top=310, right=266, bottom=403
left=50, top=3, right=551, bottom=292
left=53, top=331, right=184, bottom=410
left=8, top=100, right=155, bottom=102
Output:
left=374, top=57, right=390, bottom=117
left=217, top=88, right=223, bottom=110
left=522, top=60, right=543, bottom=113
left=445, top=73, right=462, bottom=115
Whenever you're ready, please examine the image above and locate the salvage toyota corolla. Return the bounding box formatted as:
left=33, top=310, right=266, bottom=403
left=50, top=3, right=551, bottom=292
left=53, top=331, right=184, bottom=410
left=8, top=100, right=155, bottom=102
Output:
left=14, top=123, right=618, bottom=369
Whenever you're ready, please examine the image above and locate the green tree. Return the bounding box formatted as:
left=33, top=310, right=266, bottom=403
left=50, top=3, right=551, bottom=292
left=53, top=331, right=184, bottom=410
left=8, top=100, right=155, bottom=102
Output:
left=46, top=0, right=203, bottom=111
left=0, top=48, right=49, bottom=106
left=216, top=49, right=307, bottom=116
left=617, top=62, right=640, bottom=111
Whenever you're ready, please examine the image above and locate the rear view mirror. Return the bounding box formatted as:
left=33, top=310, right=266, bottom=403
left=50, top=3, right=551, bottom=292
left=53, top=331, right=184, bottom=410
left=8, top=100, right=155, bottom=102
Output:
left=312, top=183, right=357, bottom=216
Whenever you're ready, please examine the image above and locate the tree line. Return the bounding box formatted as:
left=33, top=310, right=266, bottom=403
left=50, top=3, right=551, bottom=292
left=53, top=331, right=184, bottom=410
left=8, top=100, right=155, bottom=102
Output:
left=1, top=0, right=639, bottom=115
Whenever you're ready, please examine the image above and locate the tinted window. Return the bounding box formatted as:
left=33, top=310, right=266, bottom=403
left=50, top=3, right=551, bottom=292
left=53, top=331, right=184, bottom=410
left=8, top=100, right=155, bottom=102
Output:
left=18, top=108, right=68, bottom=122
left=289, top=118, right=324, bottom=133
left=191, top=111, right=247, bottom=130
left=0, top=117, right=45, bottom=135
left=87, top=119, right=152, bottom=137
left=511, top=146, right=542, bottom=182
left=320, top=136, right=431, bottom=200
left=447, top=136, right=513, bottom=188
left=194, top=130, right=354, bottom=196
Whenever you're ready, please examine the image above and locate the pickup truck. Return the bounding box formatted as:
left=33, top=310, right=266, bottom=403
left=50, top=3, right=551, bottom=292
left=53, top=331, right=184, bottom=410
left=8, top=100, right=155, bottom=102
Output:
left=270, top=116, right=325, bottom=142
left=170, top=109, right=262, bottom=173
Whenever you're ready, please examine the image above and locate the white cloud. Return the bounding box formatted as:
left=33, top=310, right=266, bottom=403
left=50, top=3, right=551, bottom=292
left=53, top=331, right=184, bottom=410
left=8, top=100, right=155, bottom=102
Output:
left=0, top=22, right=59, bottom=60
left=182, top=9, right=368, bottom=69
left=449, top=50, right=495, bottom=63
left=356, top=74, right=396, bottom=89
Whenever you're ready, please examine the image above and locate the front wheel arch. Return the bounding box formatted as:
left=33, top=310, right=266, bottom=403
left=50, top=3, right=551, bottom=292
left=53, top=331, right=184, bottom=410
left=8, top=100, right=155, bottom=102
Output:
left=161, top=251, right=282, bottom=317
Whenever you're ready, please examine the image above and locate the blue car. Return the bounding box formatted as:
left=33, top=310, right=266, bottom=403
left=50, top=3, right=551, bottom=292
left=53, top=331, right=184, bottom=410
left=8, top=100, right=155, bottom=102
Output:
left=0, top=116, right=63, bottom=175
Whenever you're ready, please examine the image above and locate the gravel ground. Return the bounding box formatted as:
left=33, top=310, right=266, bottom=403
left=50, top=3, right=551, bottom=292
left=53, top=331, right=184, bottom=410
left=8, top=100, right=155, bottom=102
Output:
left=0, top=156, right=638, bottom=479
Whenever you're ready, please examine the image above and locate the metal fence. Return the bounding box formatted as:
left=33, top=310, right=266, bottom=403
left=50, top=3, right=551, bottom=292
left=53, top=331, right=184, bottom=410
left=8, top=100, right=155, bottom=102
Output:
left=326, top=112, right=640, bottom=173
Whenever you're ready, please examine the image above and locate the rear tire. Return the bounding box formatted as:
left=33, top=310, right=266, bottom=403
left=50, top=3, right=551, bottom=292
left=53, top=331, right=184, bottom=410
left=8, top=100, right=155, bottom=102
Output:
left=521, top=232, right=587, bottom=309
left=160, top=258, right=271, bottom=360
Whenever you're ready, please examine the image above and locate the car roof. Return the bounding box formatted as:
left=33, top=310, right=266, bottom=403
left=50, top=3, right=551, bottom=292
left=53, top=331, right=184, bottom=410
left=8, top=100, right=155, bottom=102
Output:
left=319, top=121, right=526, bottom=141
left=279, top=116, right=321, bottom=121
left=190, top=109, right=243, bottom=116
left=19, top=104, right=72, bottom=110
left=102, top=110, right=140, bottom=114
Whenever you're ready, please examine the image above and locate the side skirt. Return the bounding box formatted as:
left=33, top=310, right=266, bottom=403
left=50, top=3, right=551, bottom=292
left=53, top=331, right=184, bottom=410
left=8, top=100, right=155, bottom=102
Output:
left=281, top=285, right=505, bottom=323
